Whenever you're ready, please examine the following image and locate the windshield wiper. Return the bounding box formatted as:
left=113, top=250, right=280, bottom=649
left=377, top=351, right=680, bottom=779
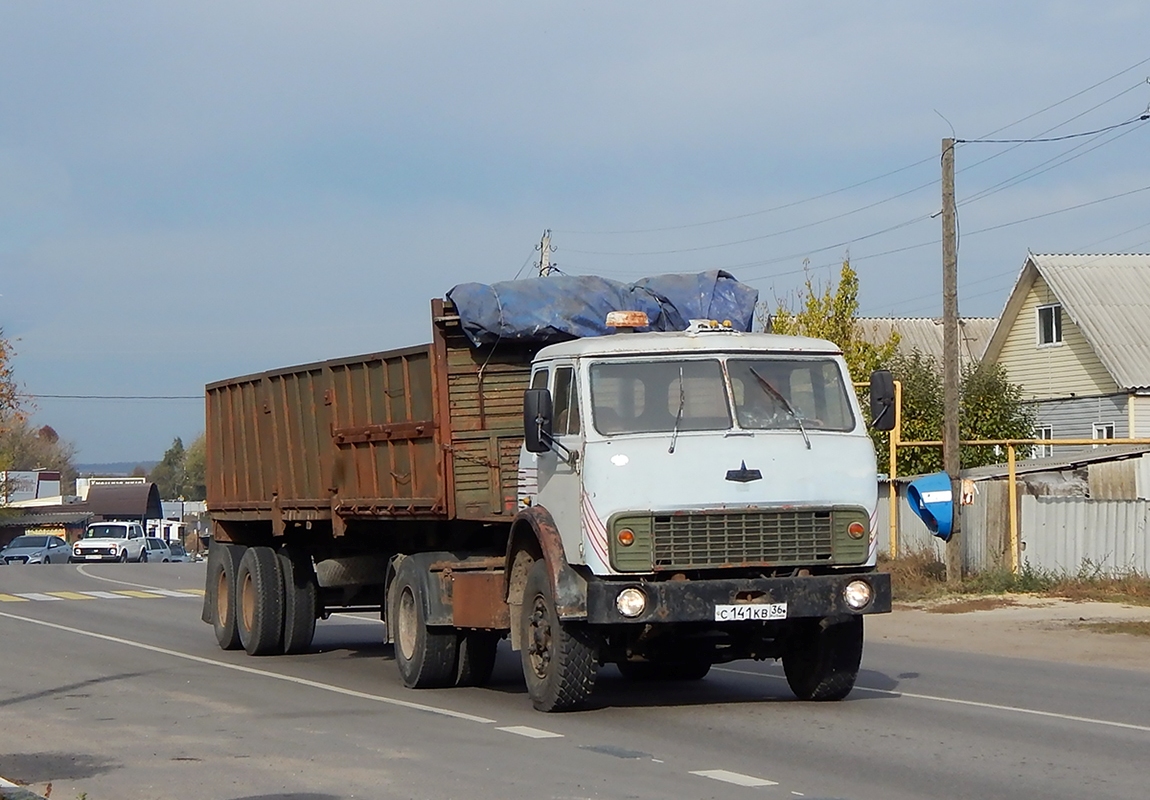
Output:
left=748, top=367, right=811, bottom=450
left=668, top=366, right=686, bottom=454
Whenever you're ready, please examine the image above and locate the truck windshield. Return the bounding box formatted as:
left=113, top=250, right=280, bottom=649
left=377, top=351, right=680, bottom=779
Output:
left=728, top=358, right=855, bottom=432
left=590, top=359, right=731, bottom=435
left=84, top=525, right=129, bottom=539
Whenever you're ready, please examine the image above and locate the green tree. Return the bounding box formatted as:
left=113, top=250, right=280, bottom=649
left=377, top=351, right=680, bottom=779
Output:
left=879, top=352, right=1035, bottom=476
left=183, top=433, right=207, bottom=501
left=767, top=258, right=900, bottom=383
left=149, top=437, right=187, bottom=500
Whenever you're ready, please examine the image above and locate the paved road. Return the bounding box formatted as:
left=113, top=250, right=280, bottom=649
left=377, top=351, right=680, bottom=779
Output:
left=1, top=563, right=1148, bottom=800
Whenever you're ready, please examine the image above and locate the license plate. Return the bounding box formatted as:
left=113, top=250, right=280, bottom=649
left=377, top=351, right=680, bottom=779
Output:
left=85, top=555, right=103, bottom=560
left=714, top=603, right=787, bottom=622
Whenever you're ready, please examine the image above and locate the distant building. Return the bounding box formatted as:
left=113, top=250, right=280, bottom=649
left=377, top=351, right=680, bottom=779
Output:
left=1, top=470, right=62, bottom=505
left=856, top=317, right=997, bottom=365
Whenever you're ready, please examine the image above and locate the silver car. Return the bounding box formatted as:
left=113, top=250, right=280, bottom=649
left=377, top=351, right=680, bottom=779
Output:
left=1, top=535, right=70, bottom=565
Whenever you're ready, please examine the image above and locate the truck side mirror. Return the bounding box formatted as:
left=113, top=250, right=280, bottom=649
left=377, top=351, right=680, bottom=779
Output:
left=523, top=388, right=554, bottom=453
left=869, top=369, right=895, bottom=431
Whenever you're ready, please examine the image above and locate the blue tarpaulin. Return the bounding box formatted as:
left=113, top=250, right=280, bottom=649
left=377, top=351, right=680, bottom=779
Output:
left=447, top=271, right=759, bottom=347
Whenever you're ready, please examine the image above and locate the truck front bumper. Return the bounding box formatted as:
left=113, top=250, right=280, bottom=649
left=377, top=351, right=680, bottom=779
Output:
left=583, top=571, right=891, bottom=625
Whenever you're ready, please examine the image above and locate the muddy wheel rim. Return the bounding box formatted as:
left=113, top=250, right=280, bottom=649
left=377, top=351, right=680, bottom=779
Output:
left=240, top=572, right=255, bottom=632
left=397, top=587, right=417, bottom=661
left=526, top=593, right=552, bottom=679
left=216, top=569, right=230, bottom=627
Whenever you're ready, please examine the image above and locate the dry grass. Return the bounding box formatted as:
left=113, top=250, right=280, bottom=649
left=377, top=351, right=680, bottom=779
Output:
left=1071, top=620, right=1150, bottom=638
left=927, top=597, right=1021, bottom=614
left=878, top=550, right=1150, bottom=606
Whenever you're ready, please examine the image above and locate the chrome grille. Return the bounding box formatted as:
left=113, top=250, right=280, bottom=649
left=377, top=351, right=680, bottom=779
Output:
left=652, top=510, right=833, bottom=570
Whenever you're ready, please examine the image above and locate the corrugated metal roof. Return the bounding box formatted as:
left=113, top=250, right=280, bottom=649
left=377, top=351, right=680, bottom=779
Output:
left=1028, top=254, right=1150, bottom=390
left=856, top=317, right=996, bottom=363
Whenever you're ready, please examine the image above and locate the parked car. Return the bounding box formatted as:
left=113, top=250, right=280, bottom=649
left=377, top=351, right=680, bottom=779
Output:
left=167, top=541, right=193, bottom=563
left=70, top=521, right=148, bottom=563
left=1, top=535, right=69, bottom=564
left=143, top=537, right=172, bottom=562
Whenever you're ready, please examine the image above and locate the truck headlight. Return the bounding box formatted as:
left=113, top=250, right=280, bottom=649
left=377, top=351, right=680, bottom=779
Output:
left=616, top=587, right=647, bottom=618
left=843, top=580, right=873, bottom=610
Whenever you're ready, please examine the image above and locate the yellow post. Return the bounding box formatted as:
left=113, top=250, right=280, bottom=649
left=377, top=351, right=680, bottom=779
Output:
left=888, top=381, right=902, bottom=559
left=1007, top=443, right=1019, bottom=573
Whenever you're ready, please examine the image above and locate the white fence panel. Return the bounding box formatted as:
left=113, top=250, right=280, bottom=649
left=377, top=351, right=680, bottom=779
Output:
left=1021, top=497, right=1150, bottom=575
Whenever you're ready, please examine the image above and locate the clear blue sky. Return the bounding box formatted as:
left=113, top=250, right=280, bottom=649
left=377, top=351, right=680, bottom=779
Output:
left=3, top=3, right=1149, bottom=463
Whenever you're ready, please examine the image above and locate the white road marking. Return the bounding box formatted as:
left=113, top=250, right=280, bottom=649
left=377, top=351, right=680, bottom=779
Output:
left=0, top=776, right=18, bottom=787
left=0, top=609, right=497, bottom=725
left=714, top=666, right=1150, bottom=734
left=690, top=769, right=778, bottom=787
left=496, top=725, right=564, bottom=739
left=79, top=591, right=130, bottom=599
left=14, top=593, right=62, bottom=602
left=74, top=564, right=192, bottom=592
left=142, top=588, right=200, bottom=598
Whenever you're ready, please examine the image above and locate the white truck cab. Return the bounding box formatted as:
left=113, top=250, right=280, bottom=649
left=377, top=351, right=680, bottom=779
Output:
left=71, top=521, right=149, bottom=563
left=516, top=320, right=895, bottom=702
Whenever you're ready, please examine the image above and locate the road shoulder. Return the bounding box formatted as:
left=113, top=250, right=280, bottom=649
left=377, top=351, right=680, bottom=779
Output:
left=868, top=596, right=1150, bottom=673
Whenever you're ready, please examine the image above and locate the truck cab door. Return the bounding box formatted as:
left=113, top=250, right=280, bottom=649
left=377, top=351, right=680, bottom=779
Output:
left=532, top=363, right=585, bottom=563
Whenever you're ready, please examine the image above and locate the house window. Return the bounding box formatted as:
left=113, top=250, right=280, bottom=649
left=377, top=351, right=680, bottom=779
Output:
left=1092, top=422, right=1115, bottom=448
left=1037, top=304, right=1062, bottom=346
left=1032, top=425, right=1053, bottom=459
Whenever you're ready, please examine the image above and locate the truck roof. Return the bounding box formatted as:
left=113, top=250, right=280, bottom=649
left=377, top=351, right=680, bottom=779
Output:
left=534, top=329, right=844, bottom=361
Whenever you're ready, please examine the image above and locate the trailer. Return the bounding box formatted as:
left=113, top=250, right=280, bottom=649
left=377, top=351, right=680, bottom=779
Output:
left=203, top=278, right=895, bottom=711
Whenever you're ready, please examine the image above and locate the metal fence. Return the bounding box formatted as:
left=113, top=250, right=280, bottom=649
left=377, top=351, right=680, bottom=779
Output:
left=877, top=482, right=1149, bottom=575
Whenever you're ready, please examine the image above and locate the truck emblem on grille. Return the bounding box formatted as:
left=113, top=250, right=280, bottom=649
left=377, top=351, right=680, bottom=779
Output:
left=725, top=460, right=762, bottom=483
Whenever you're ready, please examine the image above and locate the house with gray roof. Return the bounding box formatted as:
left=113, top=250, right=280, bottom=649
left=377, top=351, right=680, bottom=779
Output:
left=857, top=317, right=997, bottom=364
left=982, top=253, right=1150, bottom=458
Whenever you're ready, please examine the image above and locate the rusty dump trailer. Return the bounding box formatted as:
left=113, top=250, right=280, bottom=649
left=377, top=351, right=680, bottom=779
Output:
left=202, top=299, right=539, bottom=659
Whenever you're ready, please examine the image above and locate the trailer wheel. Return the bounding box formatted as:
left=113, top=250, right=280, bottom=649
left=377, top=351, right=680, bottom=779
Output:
left=209, top=543, right=245, bottom=650
left=236, top=546, right=285, bottom=656
left=520, top=559, right=597, bottom=712
left=278, top=548, right=317, bottom=655
left=782, top=615, right=863, bottom=701
left=456, top=631, right=500, bottom=687
left=390, top=559, right=457, bottom=688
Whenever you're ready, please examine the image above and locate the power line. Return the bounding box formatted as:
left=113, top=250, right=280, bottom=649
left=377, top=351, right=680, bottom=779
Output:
left=957, top=114, right=1150, bottom=144
left=555, top=155, right=936, bottom=236
left=556, top=57, right=1150, bottom=244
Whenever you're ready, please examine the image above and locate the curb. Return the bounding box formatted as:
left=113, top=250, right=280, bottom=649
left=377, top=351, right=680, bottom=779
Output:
left=0, top=777, right=48, bottom=800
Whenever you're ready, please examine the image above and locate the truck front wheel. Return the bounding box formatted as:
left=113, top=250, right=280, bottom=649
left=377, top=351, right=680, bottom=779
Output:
left=520, top=560, right=597, bottom=712
left=782, top=615, right=863, bottom=701
left=390, top=559, right=457, bottom=688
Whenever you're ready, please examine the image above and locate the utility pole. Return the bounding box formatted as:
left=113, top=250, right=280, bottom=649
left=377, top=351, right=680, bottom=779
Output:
left=941, top=137, right=962, bottom=583
left=536, top=229, right=556, bottom=276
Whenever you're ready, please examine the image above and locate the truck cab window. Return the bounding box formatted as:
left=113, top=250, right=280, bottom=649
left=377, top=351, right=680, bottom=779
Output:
left=728, top=358, right=854, bottom=431
left=531, top=369, right=549, bottom=390
left=590, top=359, right=729, bottom=434
left=553, top=366, right=580, bottom=436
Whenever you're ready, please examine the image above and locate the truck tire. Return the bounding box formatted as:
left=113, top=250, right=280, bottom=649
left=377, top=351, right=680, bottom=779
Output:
left=236, top=546, right=285, bottom=656
left=520, top=559, right=597, bottom=712
left=278, top=548, right=318, bottom=655
left=390, top=559, right=457, bottom=688
left=209, top=543, right=245, bottom=650
left=617, top=658, right=711, bottom=681
left=456, top=631, right=500, bottom=687
left=782, top=615, right=863, bottom=701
